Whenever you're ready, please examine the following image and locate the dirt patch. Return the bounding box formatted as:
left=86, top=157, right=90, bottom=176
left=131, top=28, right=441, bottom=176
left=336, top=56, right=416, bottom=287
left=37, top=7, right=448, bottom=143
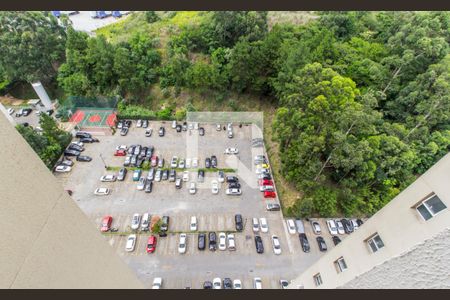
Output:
left=0, top=95, right=27, bottom=106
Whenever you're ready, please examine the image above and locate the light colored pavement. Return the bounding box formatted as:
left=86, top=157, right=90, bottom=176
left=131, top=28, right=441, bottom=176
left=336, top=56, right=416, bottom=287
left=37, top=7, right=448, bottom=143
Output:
left=55, top=121, right=349, bottom=289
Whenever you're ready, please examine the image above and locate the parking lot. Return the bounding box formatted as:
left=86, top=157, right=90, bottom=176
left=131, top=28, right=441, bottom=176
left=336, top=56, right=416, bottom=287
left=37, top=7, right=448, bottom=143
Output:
left=55, top=121, right=349, bottom=289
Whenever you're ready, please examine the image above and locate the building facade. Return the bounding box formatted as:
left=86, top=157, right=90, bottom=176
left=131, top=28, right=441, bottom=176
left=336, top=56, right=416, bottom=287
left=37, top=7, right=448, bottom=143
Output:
left=290, top=153, right=450, bottom=289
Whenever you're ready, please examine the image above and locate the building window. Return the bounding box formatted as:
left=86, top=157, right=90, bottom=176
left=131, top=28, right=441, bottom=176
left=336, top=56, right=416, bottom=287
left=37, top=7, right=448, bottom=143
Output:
left=416, top=194, right=447, bottom=221
left=334, top=257, right=348, bottom=273
left=366, top=233, right=385, bottom=253
left=313, top=273, right=323, bottom=286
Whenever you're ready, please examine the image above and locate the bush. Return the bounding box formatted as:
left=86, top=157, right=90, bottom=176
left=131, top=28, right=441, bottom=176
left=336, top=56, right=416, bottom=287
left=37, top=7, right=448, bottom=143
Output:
left=175, top=108, right=186, bottom=121
left=156, top=107, right=173, bottom=120
left=312, top=186, right=338, bottom=217
left=228, top=99, right=239, bottom=111
left=117, top=104, right=157, bottom=120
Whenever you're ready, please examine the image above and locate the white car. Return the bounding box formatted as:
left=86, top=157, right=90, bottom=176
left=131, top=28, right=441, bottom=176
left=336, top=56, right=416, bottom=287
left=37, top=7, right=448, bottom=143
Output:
left=335, top=220, right=345, bottom=235
left=116, top=144, right=128, bottom=151
left=55, top=165, right=71, bottom=173
left=189, top=182, right=196, bottom=194
left=145, top=128, right=152, bottom=137
left=192, top=157, right=198, bottom=168
left=130, top=213, right=141, bottom=230
left=185, top=158, right=191, bottom=168
left=136, top=178, right=146, bottom=190
left=141, top=213, right=150, bottom=231
left=227, top=123, right=232, bottom=131
left=178, top=233, right=187, bottom=254
left=182, top=170, right=189, bottom=182
left=194, top=122, right=199, bottom=130
left=254, top=277, right=262, bottom=289
left=252, top=218, right=259, bottom=232
left=224, top=147, right=239, bottom=154
left=326, top=219, right=338, bottom=235
left=286, top=219, right=296, bottom=234
left=100, top=174, right=116, bottom=182
left=190, top=216, right=197, bottom=231
left=311, top=221, right=322, bottom=235
left=179, top=158, right=185, bottom=168
left=259, top=218, right=268, bottom=233
left=211, top=180, right=219, bottom=194
left=271, top=235, right=282, bottom=255
left=351, top=219, right=359, bottom=230
left=71, top=141, right=84, bottom=147
left=172, top=120, right=177, bottom=128
left=188, top=123, right=194, bottom=130
left=152, top=277, right=162, bottom=289
left=94, top=187, right=110, bottom=195
left=227, top=234, right=236, bottom=251
left=125, top=234, right=136, bottom=252
left=233, top=279, right=242, bottom=289
left=213, top=277, right=222, bottom=289
left=259, top=185, right=274, bottom=192
left=218, top=232, right=227, bottom=250
left=226, top=188, right=241, bottom=195
left=7, top=108, right=14, bottom=115
left=170, top=156, right=178, bottom=168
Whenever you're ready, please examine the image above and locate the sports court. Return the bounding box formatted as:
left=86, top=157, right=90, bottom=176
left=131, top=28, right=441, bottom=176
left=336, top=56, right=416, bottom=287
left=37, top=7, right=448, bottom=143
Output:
left=69, top=108, right=116, bottom=128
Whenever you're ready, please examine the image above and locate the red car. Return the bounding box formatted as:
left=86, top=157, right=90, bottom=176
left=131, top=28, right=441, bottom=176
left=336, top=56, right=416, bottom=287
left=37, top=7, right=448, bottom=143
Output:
left=146, top=235, right=157, bottom=253
left=101, top=216, right=113, bottom=232
left=114, top=150, right=126, bottom=156
left=151, top=155, right=158, bottom=167
left=264, top=191, right=277, bottom=198
left=259, top=179, right=274, bottom=186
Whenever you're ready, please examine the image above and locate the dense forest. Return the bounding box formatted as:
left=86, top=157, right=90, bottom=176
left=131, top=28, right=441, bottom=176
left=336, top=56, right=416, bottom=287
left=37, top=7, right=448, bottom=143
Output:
left=0, top=11, right=448, bottom=217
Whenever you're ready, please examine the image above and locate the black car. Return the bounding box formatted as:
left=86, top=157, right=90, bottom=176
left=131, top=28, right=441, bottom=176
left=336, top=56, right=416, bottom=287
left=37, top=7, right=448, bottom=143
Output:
left=356, top=219, right=364, bottom=227
left=261, top=173, right=272, bottom=180
left=144, top=181, right=153, bottom=193
left=203, top=281, right=213, bottom=289
left=169, top=169, right=176, bottom=182
left=117, top=168, right=127, bottom=181
left=176, top=124, right=182, bottom=132
left=199, top=127, right=205, bottom=136
left=140, top=146, right=147, bottom=157
left=142, top=120, right=148, bottom=128
left=211, top=155, right=217, bottom=168
left=208, top=232, right=217, bottom=251
left=136, top=158, right=144, bottom=168
left=128, top=145, right=136, bottom=155
left=75, top=131, right=91, bottom=139
left=59, top=158, right=74, bottom=167
left=79, top=137, right=99, bottom=143
left=228, top=182, right=241, bottom=189
left=316, top=236, right=327, bottom=252
left=162, top=169, right=169, bottom=180
left=145, top=148, right=152, bottom=159
left=235, top=214, right=243, bottom=231
left=341, top=219, right=354, bottom=234
left=198, top=233, right=206, bottom=250
left=159, top=127, right=165, bottom=137
left=223, top=278, right=232, bottom=289
left=124, top=120, right=132, bottom=127
left=205, top=157, right=211, bottom=168
left=120, top=127, right=128, bottom=136
left=160, top=216, right=169, bottom=237
left=64, top=149, right=80, bottom=157
left=255, top=235, right=264, bottom=254
left=68, top=144, right=84, bottom=152
left=198, top=170, right=205, bottom=182
left=332, top=235, right=342, bottom=246
left=76, top=155, right=92, bottom=162
left=226, top=176, right=238, bottom=183
left=299, top=233, right=310, bottom=253
left=22, top=108, right=32, bottom=116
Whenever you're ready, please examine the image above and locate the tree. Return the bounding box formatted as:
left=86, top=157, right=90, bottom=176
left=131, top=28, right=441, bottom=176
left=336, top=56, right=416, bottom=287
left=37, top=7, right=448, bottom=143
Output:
left=0, top=11, right=66, bottom=82
left=145, top=11, right=160, bottom=23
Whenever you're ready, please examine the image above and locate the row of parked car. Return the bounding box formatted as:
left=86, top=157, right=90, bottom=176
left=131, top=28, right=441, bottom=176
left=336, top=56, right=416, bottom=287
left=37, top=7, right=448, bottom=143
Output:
left=54, top=131, right=98, bottom=173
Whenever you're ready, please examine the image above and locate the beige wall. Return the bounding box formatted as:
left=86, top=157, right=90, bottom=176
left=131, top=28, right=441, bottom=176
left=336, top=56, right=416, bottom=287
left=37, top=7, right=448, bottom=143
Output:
left=290, top=153, right=450, bottom=289
left=0, top=113, right=143, bottom=288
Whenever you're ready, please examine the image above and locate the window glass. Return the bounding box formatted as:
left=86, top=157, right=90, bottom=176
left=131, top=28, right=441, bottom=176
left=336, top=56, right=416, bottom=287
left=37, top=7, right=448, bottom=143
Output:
left=417, top=204, right=433, bottom=220
left=374, top=235, right=385, bottom=249
left=368, top=239, right=378, bottom=252
left=425, top=195, right=447, bottom=215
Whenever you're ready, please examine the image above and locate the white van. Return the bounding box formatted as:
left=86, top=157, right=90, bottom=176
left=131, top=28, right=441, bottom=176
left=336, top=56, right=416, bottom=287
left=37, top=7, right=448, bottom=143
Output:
left=190, top=216, right=197, bottom=231
left=141, top=213, right=150, bottom=231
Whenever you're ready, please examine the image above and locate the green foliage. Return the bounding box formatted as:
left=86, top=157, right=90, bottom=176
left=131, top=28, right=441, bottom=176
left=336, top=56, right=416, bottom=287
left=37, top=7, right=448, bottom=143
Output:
left=311, top=187, right=338, bottom=217
left=145, top=11, right=160, bottom=23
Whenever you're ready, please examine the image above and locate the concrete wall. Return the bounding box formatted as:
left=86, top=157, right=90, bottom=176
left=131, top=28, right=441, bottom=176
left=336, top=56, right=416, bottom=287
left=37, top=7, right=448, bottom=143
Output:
left=0, top=112, right=143, bottom=288
left=289, top=152, right=450, bottom=289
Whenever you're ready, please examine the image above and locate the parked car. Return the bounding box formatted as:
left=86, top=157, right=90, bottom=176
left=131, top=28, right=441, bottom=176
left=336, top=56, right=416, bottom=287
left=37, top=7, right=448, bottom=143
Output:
left=76, top=155, right=92, bottom=162
left=233, top=279, right=242, bottom=289
left=208, top=232, right=217, bottom=251
left=227, top=182, right=239, bottom=189
left=185, top=158, right=191, bottom=168
left=211, top=155, right=217, bottom=168
left=326, top=219, right=338, bottom=235
left=115, top=149, right=126, bottom=156
left=211, top=180, right=219, bottom=194
left=266, top=203, right=281, bottom=211
left=271, top=235, right=282, bottom=255
left=100, top=174, right=116, bottom=182
left=254, top=236, right=264, bottom=254
left=299, top=233, right=310, bottom=253
left=152, top=277, right=162, bottom=289
left=259, top=185, right=274, bottom=192
left=160, top=216, right=169, bottom=236
left=227, top=130, right=233, bottom=138
left=190, top=216, right=197, bottom=231
left=141, top=213, right=150, bottom=231
left=252, top=217, right=259, bottom=232
left=224, top=147, right=239, bottom=154
left=264, top=191, right=277, bottom=198
left=316, top=236, right=327, bottom=252
left=218, top=232, right=227, bottom=250
left=197, top=170, right=205, bottom=182
left=130, top=214, right=141, bottom=230
left=100, top=215, right=112, bottom=232
left=178, top=158, right=185, bottom=168
left=198, top=233, right=206, bottom=250
left=192, top=157, right=198, bottom=168
left=216, top=123, right=221, bottom=131
left=79, top=137, right=99, bottom=143
left=156, top=157, right=163, bottom=168
left=64, top=149, right=80, bottom=157
left=150, top=155, right=158, bottom=167
left=213, top=278, right=222, bottom=289
left=147, top=168, right=155, bottom=181
left=120, top=127, right=129, bottom=136
left=203, top=281, right=213, bottom=289
left=341, top=218, right=354, bottom=233
left=168, top=169, right=176, bottom=182
left=351, top=219, right=359, bottom=230
left=311, top=221, right=322, bottom=234
left=145, top=128, right=152, bottom=137
left=158, top=127, right=165, bottom=136
left=332, top=235, right=342, bottom=246
left=142, top=120, right=148, bottom=128
left=125, top=234, right=137, bottom=252
left=286, top=219, right=296, bottom=234
left=205, top=157, right=211, bottom=168
left=235, top=214, right=243, bottom=231
left=75, top=131, right=91, bottom=138
left=146, top=235, right=157, bottom=253
left=223, top=278, right=233, bottom=289
left=7, top=108, right=14, bottom=115
left=155, top=169, right=162, bottom=182
left=176, top=124, right=182, bottom=132
left=175, top=177, right=182, bottom=189
left=227, top=234, right=236, bottom=251
left=132, top=169, right=142, bottom=181
left=226, top=176, right=238, bottom=183
left=170, top=156, right=178, bottom=168
left=356, top=219, right=364, bottom=227
left=178, top=233, right=187, bottom=254
left=144, top=181, right=153, bottom=193
left=259, top=218, right=269, bottom=233
left=295, top=219, right=305, bottom=234
left=189, top=182, right=196, bottom=194
left=226, top=188, right=241, bottom=195
left=54, top=165, right=71, bottom=173
left=59, top=158, right=74, bottom=167
left=199, top=127, right=205, bottom=136
left=218, top=170, right=225, bottom=183
left=136, top=119, right=142, bottom=127
left=94, top=188, right=110, bottom=195
left=335, top=219, right=345, bottom=235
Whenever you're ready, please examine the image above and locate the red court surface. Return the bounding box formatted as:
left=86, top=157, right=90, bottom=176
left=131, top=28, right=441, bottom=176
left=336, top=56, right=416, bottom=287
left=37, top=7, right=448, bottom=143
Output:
left=68, top=109, right=115, bottom=128
left=69, top=110, right=85, bottom=123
